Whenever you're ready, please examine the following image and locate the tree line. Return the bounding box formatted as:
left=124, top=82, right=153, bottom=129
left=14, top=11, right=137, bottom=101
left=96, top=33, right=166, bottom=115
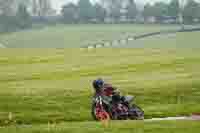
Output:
left=1, top=0, right=200, bottom=33
left=0, top=0, right=53, bottom=33
left=62, top=0, right=200, bottom=24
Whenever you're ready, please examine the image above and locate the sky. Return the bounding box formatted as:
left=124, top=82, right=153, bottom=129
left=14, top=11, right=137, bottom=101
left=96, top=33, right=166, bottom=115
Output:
left=51, top=0, right=171, bottom=12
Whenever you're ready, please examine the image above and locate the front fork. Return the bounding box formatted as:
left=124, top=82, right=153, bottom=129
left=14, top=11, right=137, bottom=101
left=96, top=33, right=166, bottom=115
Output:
left=95, top=97, right=110, bottom=121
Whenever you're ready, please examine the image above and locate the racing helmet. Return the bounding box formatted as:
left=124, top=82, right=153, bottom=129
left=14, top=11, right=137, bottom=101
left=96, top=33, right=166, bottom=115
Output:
left=92, top=78, right=104, bottom=92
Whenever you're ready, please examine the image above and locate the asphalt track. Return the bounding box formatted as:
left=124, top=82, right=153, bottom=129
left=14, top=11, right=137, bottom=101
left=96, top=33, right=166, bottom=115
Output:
left=83, top=27, right=200, bottom=49
left=0, top=43, right=6, bottom=48
left=145, top=114, right=200, bottom=122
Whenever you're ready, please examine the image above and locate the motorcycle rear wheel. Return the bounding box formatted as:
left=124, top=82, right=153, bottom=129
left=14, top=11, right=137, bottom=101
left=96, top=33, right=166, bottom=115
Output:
left=129, top=104, right=144, bottom=120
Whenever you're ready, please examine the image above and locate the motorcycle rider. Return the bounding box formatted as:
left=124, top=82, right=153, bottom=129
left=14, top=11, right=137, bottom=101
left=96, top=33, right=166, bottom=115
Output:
left=92, top=78, right=144, bottom=120
left=92, top=78, right=125, bottom=107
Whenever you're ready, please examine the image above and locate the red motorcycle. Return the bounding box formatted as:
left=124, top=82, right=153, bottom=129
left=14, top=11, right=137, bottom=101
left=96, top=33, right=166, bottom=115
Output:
left=91, top=95, right=144, bottom=121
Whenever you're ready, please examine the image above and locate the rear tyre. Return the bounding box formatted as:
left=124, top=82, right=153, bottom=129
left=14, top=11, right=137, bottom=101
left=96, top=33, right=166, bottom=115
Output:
left=129, top=104, right=144, bottom=120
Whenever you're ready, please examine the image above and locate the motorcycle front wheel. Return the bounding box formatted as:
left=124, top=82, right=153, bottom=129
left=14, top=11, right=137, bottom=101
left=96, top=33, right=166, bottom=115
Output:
left=91, top=102, right=111, bottom=121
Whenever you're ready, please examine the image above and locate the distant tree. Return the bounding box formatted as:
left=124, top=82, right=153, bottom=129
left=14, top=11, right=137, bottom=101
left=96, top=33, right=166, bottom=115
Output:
left=17, top=0, right=31, bottom=6
left=0, top=0, right=15, bottom=16
left=0, top=0, right=33, bottom=32
left=183, top=0, right=200, bottom=23
left=93, top=3, right=106, bottom=22
left=99, top=0, right=120, bottom=22
left=16, top=4, right=32, bottom=29
left=142, top=3, right=154, bottom=20
left=110, top=0, right=121, bottom=22
left=168, top=0, right=180, bottom=18
left=110, top=7, right=121, bottom=22
left=32, top=0, right=38, bottom=16
left=31, top=0, right=52, bottom=17
left=197, top=3, right=200, bottom=20
left=126, top=0, right=138, bottom=21
left=0, top=0, right=18, bottom=32
left=152, top=2, right=169, bottom=22
left=39, top=0, right=52, bottom=17
left=61, top=3, right=78, bottom=24
left=99, top=0, right=112, bottom=19
left=78, top=0, right=94, bottom=22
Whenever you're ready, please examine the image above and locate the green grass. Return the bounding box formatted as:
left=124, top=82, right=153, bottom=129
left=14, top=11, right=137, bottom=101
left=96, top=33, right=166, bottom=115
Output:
left=0, top=25, right=200, bottom=132
left=0, top=121, right=200, bottom=133
left=0, top=24, right=179, bottom=48
left=0, top=48, right=200, bottom=126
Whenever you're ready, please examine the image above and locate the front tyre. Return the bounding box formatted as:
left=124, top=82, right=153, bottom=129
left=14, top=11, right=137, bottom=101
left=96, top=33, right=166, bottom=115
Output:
left=91, top=103, right=98, bottom=120
left=91, top=102, right=110, bottom=121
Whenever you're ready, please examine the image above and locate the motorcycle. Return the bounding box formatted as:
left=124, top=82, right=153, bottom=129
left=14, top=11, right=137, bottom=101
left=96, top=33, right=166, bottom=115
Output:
left=91, top=94, right=144, bottom=121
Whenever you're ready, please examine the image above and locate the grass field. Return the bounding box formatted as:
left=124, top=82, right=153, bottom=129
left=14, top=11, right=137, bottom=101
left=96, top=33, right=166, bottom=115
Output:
left=1, top=120, right=200, bottom=133
left=0, top=24, right=180, bottom=48
left=0, top=24, right=200, bottom=132
left=0, top=48, right=200, bottom=129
